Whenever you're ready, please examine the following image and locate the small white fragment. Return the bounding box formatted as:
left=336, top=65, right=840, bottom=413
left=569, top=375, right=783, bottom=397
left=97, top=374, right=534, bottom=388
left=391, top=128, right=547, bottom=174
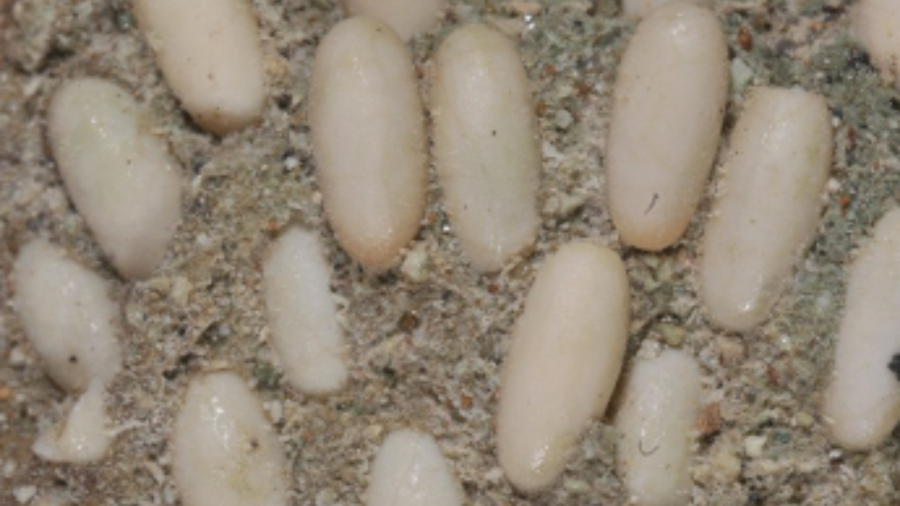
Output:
left=606, top=1, right=728, bottom=251
left=366, top=429, right=462, bottom=506
left=131, top=0, right=266, bottom=134
left=170, top=276, right=193, bottom=306
left=400, top=242, right=430, bottom=283
left=13, top=486, right=36, bottom=504
left=699, top=87, right=833, bottom=332
left=30, top=492, right=67, bottom=506
left=730, top=57, right=754, bottom=94
left=853, top=0, right=900, bottom=83
left=431, top=24, right=541, bottom=272
left=823, top=208, right=900, bottom=450
left=32, top=382, right=113, bottom=464
left=310, top=17, right=428, bottom=271
left=263, top=227, right=348, bottom=395
left=621, top=0, right=713, bottom=19
left=342, top=0, right=447, bottom=40
left=48, top=78, right=183, bottom=280
left=497, top=243, right=630, bottom=492
left=614, top=349, right=701, bottom=506
left=13, top=240, right=122, bottom=393
left=172, top=371, right=290, bottom=506
left=743, top=435, right=766, bottom=458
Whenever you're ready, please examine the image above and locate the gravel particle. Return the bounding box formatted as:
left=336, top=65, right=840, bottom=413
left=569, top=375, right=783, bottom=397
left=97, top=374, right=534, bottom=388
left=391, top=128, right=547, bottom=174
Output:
left=14, top=486, right=36, bottom=504
left=744, top=435, right=767, bottom=458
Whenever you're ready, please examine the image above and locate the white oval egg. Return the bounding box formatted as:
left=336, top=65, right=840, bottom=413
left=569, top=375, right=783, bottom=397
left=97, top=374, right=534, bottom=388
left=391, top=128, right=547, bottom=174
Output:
left=263, top=227, right=348, bottom=395
left=496, top=243, right=630, bottom=492
left=13, top=239, right=122, bottom=393
left=621, top=0, right=714, bottom=19
left=172, top=371, right=290, bottom=506
left=131, top=0, right=266, bottom=135
left=853, top=0, right=900, bottom=83
left=823, top=208, right=900, bottom=451
left=606, top=1, right=728, bottom=251
left=614, top=349, right=702, bottom=506
left=32, top=381, right=113, bottom=464
left=699, top=86, right=833, bottom=332
left=366, top=429, right=462, bottom=506
left=310, top=16, right=428, bottom=271
left=48, top=78, right=183, bottom=280
left=341, top=0, right=447, bottom=40
left=431, top=23, right=541, bottom=273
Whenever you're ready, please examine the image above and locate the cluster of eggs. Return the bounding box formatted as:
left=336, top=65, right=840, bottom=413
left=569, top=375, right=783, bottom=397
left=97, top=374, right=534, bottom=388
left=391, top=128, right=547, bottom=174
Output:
left=10, top=0, right=900, bottom=505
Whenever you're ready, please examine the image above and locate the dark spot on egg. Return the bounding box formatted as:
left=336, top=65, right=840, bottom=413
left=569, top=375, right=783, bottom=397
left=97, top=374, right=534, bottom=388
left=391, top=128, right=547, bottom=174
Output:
left=888, top=354, right=900, bottom=381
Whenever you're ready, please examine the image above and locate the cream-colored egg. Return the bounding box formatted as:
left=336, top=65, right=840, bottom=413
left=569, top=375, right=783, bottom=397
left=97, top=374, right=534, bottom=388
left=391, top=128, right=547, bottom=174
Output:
left=606, top=1, right=728, bottom=251
left=32, top=382, right=113, bottom=464
left=366, top=430, right=462, bottom=506
left=496, top=243, right=630, bottom=492
left=172, top=371, right=290, bottom=506
left=621, top=0, right=714, bottom=19
left=48, top=78, right=183, bottom=280
left=131, top=0, right=266, bottom=135
left=699, top=87, right=833, bottom=332
left=823, top=208, right=900, bottom=450
left=310, top=17, right=428, bottom=271
left=614, top=349, right=702, bottom=506
left=263, top=227, right=348, bottom=395
left=13, top=239, right=122, bottom=392
left=431, top=24, right=541, bottom=272
left=853, top=0, right=900, bottom=83
left=342, top=0, right=447, bottom=40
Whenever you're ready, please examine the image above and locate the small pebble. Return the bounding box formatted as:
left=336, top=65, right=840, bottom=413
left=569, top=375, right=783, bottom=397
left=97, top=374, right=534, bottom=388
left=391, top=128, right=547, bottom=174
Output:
left=400, top=243, right=430, bottom=283
left=14, top=486, right=36, bottom=504
left=744, top=435, right=766, bottom=458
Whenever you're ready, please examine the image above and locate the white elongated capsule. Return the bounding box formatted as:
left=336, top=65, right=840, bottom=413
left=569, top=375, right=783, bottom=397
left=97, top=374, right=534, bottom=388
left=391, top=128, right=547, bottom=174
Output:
left=48, top=78, right=183, bottom=280
left=431, top=24, right=541, bottom=273
left=13, top=240, right=122, bottom=393
left=32, top=382, right=113, bottom=464
left=310, top=17, right=428, bottom=271
left=699, top=87, right=833, bottom=332
left=496, top=243, right=630, bottom=492
left=854, top=0, right=900, bottom=83
left=614, top=349, right=702, bottom=506
left=131, top=0, right=266, bottom=135
left=822, top=208, right=900, bottom=450
left=263, top=227, right=348, bottom=395
left=366, top=430, right=463, bottom=506
left=621, top=0, right=714, bottom=19
left=606, top=1, right=728, bottom=251
left=172, top=371, right=290, bottom=506
left=341, top=0, right=447, bottom=41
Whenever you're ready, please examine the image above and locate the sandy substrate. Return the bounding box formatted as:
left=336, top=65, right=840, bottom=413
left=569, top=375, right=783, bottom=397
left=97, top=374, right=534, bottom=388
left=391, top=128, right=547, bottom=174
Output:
left=2, top=0, right=900, bottom=504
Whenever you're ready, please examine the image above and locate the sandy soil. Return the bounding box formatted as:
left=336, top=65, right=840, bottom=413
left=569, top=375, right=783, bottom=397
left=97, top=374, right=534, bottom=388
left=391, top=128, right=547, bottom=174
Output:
left=2, top=0, right=900, bottom=504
